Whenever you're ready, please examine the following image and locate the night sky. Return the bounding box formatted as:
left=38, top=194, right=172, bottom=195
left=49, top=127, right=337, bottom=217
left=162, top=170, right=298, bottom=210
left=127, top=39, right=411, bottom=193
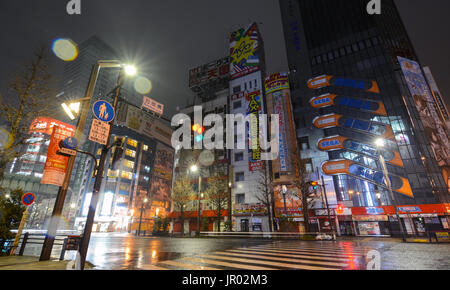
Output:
left=0, top=0, right=449, bottom=118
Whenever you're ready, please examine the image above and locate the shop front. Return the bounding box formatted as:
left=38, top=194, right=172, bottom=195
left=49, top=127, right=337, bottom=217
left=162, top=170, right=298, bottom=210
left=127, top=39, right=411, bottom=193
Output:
left=169, top=210, right=229, bottom=234
left=233, top=203, right=269, bottom=232
left=351, top=206, right=394, bottom=237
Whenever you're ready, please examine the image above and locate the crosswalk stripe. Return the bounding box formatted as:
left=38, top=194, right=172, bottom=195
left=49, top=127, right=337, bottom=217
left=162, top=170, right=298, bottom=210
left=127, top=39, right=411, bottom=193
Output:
left=212, top=251, right=348, bottom=268
left=250, top=246, right=366, bottom=255
left=198, top=254, right=339, bottom=270
left=182, top=257, right=278, bottom=270
left=226, top=249, right=351, bottom=262
left=237, top=247, right=360, bottom=258
left=158, top=259, right=221, bottom=270
left=139, top=264, right=169, bottom=270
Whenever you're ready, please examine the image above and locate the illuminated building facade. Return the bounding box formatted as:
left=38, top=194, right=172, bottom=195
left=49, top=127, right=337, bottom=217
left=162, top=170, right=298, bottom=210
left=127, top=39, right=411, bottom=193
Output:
left=1, top=117, right=76, bottom=229
left=279, top=0, right=450, bottom=236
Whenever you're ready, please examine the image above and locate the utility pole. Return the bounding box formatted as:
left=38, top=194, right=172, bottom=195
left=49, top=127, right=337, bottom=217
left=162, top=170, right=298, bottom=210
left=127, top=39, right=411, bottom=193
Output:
left=78, top=64, right=133, bottom=270
left=321, top=175, right=336, bottom=240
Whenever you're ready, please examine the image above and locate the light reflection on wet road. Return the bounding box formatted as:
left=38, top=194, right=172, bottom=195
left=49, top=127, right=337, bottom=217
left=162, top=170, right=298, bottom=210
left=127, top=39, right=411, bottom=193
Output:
left=50, top=233, right=450, bottom=270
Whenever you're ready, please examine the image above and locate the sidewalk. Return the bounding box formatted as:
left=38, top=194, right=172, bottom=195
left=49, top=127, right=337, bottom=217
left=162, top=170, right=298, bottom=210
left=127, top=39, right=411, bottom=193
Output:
left=0, top=256, right=94, bottom=270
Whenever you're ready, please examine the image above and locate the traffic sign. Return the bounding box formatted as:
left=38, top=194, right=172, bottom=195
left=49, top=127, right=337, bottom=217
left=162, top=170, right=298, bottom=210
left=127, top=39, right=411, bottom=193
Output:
left=21, top=192, right=35, bottom=206
left=63, top=137, right=78, bottom=150
left=88, top=119, right=110, bottom=145
left=92, top=100, right=115, bottom=123
left=59, top=147, right=77, bottom=156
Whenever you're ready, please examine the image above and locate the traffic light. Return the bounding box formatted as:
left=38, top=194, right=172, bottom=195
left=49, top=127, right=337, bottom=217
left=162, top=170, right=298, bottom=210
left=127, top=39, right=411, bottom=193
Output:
left=192, top=124, right=204, bottom=143
left=111, top=138, right=124, bottom=170
left=311, top=181, right=319, bottom=190
left=336, top=204, right=344, bottom=215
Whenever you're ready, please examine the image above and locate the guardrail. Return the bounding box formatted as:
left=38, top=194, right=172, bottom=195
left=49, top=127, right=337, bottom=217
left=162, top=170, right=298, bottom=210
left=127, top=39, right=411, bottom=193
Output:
left=199, top=231, right=336, bottom=240
left=5, top=231, right=82, bottom=260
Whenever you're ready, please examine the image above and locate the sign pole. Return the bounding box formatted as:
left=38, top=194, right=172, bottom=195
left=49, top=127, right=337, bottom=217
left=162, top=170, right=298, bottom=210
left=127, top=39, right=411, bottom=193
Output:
left=9, top=207, right=30, bottom=256
left=78, top=69, right=124, bottom=270
left=40, top=63, right=102, bottom=261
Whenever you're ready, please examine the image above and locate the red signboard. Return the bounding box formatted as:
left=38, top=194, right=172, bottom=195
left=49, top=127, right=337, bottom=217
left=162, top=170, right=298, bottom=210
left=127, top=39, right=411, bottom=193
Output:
left=41, top=125, right=75, bottom=186
left=29, top=117, right=75, bottom=136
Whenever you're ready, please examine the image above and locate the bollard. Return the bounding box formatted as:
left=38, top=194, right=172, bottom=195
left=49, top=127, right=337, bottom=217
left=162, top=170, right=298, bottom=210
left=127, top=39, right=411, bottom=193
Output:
left=60, top=238, right=68, bottom=261
left=18, top=232, right=29, bottom=256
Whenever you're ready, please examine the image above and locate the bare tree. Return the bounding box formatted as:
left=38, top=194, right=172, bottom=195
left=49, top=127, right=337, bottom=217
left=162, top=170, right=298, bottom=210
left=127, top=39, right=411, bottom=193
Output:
left=255, top=168, right=274, bottom=232
left=0, top=46, right=55, bottom=181
left=205, top=175, right=228, bottom=232
left=292, top=157, right=321, bottom=233
left=171, top=175, right=194, bottom=235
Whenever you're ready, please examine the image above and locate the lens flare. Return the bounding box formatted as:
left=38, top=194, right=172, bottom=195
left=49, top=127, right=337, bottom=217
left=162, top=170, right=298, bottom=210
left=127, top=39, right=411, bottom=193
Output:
left=52, top=38, right=78, bottom=61
left=134, top=76, right=152, bottom=94
left=0, top=128, right=13, bottom=149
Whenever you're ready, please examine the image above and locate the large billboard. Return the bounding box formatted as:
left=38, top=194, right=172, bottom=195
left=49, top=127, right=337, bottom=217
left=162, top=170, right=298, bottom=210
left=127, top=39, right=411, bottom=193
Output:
left=150, top=142, right=174, bottom=207
left=229, top=23, right=260, bottom=80
left=398, top=57, right=450, bottom=191
left=264, top=73, right=292, bottom=173
left=189, top=57, right=230, bottom=88
left=116, top=103, right=172, bottom=146
left=246, top=90, right=265, bottom=171
left=29, top=117, right=75, bottom=136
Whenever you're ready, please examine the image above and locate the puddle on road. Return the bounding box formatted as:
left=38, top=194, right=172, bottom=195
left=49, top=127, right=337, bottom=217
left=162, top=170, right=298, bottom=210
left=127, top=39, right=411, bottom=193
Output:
left=90, top=251, right=184, bottom=270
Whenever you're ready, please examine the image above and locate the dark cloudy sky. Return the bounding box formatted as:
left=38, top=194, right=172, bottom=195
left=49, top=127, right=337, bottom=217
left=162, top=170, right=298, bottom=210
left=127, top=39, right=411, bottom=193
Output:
left=1, top=0, right=449, bottom=118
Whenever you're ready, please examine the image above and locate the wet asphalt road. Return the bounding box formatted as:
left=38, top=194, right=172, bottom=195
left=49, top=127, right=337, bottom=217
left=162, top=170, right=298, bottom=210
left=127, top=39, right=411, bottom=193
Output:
left=21, top=233, right=450, bottom=270
left=72, top=233, right=450, bottom=270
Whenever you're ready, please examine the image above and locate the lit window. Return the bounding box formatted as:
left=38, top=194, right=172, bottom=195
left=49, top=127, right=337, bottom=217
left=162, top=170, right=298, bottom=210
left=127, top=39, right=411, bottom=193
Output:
left=121, top=171, right=133, bottom=180
left=143, top=144, right=148, bottom=151
left=124, top=160, right=135, bottom=169
left=125, top=149, right=136, bottom=158
left=127, top=139, right=138, bottom=147
left=97, top=148, right=102, bottom=155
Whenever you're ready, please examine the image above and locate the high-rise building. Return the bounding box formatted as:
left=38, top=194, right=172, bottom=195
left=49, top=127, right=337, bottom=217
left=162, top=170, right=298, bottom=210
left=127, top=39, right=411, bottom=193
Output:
left=279, top=0, right=450, bottom=236
left=228, top=23, right=272, bottom=232
left=169, top=56, right=231, bottom=234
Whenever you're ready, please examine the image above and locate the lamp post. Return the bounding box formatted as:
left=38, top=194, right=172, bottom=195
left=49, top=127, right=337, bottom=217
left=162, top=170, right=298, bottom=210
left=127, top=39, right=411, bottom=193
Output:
left=40, top=60, right=126, bottom=262
left=77, top=62, right=137, bottom=270
left=375, top=138, right=406, bottom=242
left=281, top=185, right=288, bottom=218
left=190, top=165, right=201, bottom=237
left=321, top=175, right=336, bottom=240
left=138, top=198, right=148, bottom=236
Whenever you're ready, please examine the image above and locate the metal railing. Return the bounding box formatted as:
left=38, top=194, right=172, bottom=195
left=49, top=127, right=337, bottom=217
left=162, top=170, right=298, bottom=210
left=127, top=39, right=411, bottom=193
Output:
left=7, top=230, right=81, bottom=260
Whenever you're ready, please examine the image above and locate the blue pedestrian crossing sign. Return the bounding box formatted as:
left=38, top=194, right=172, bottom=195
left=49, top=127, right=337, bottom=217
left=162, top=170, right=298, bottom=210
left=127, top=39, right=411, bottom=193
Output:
left=22, top=192, right=35, bottom=206
left=92, top=100, right=115, bottom=123
left=63, top=137, right=78, bottom=150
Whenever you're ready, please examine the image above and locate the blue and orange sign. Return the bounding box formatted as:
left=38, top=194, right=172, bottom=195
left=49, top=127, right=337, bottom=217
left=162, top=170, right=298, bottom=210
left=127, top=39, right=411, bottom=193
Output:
left=21, top=192, right=35, bottom=206
left=321, top=160, right=413, bottom=197
left=313, top=114, right=342, bottom=129
left=317, top=136, right=348, bottom=151
left=307, top=75, right=380, bottom=94
left=310, top=94, right=387, bottom=116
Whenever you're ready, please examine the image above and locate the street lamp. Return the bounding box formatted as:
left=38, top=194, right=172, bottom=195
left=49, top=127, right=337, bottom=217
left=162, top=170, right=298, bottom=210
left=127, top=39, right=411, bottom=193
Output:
left=138, top=197, right=148, bottom=236
left=375, top=138, right=406, bottom=242
left=190, top=164, right=201, bottom=237
left=281, top=185, right=288, bottom=218
left=40, top=60, right=131, bottom=263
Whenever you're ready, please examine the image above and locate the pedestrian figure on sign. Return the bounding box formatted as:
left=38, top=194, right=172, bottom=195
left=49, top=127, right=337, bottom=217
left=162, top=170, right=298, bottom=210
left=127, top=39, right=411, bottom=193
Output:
left=99, top=103, right=107, bottom=120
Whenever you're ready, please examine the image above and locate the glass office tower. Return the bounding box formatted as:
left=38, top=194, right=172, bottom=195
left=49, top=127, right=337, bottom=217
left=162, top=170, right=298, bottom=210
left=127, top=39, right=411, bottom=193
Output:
left=279, top=0, right=450, bottom=235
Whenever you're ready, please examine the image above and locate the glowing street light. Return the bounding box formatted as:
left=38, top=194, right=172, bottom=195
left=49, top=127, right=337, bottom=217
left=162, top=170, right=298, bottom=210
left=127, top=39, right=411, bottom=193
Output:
left=375, top=138, right=385, bottom=148
left=124, top=64, right=137, bottom=76
left=190, top=165, right=198, bottom=172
